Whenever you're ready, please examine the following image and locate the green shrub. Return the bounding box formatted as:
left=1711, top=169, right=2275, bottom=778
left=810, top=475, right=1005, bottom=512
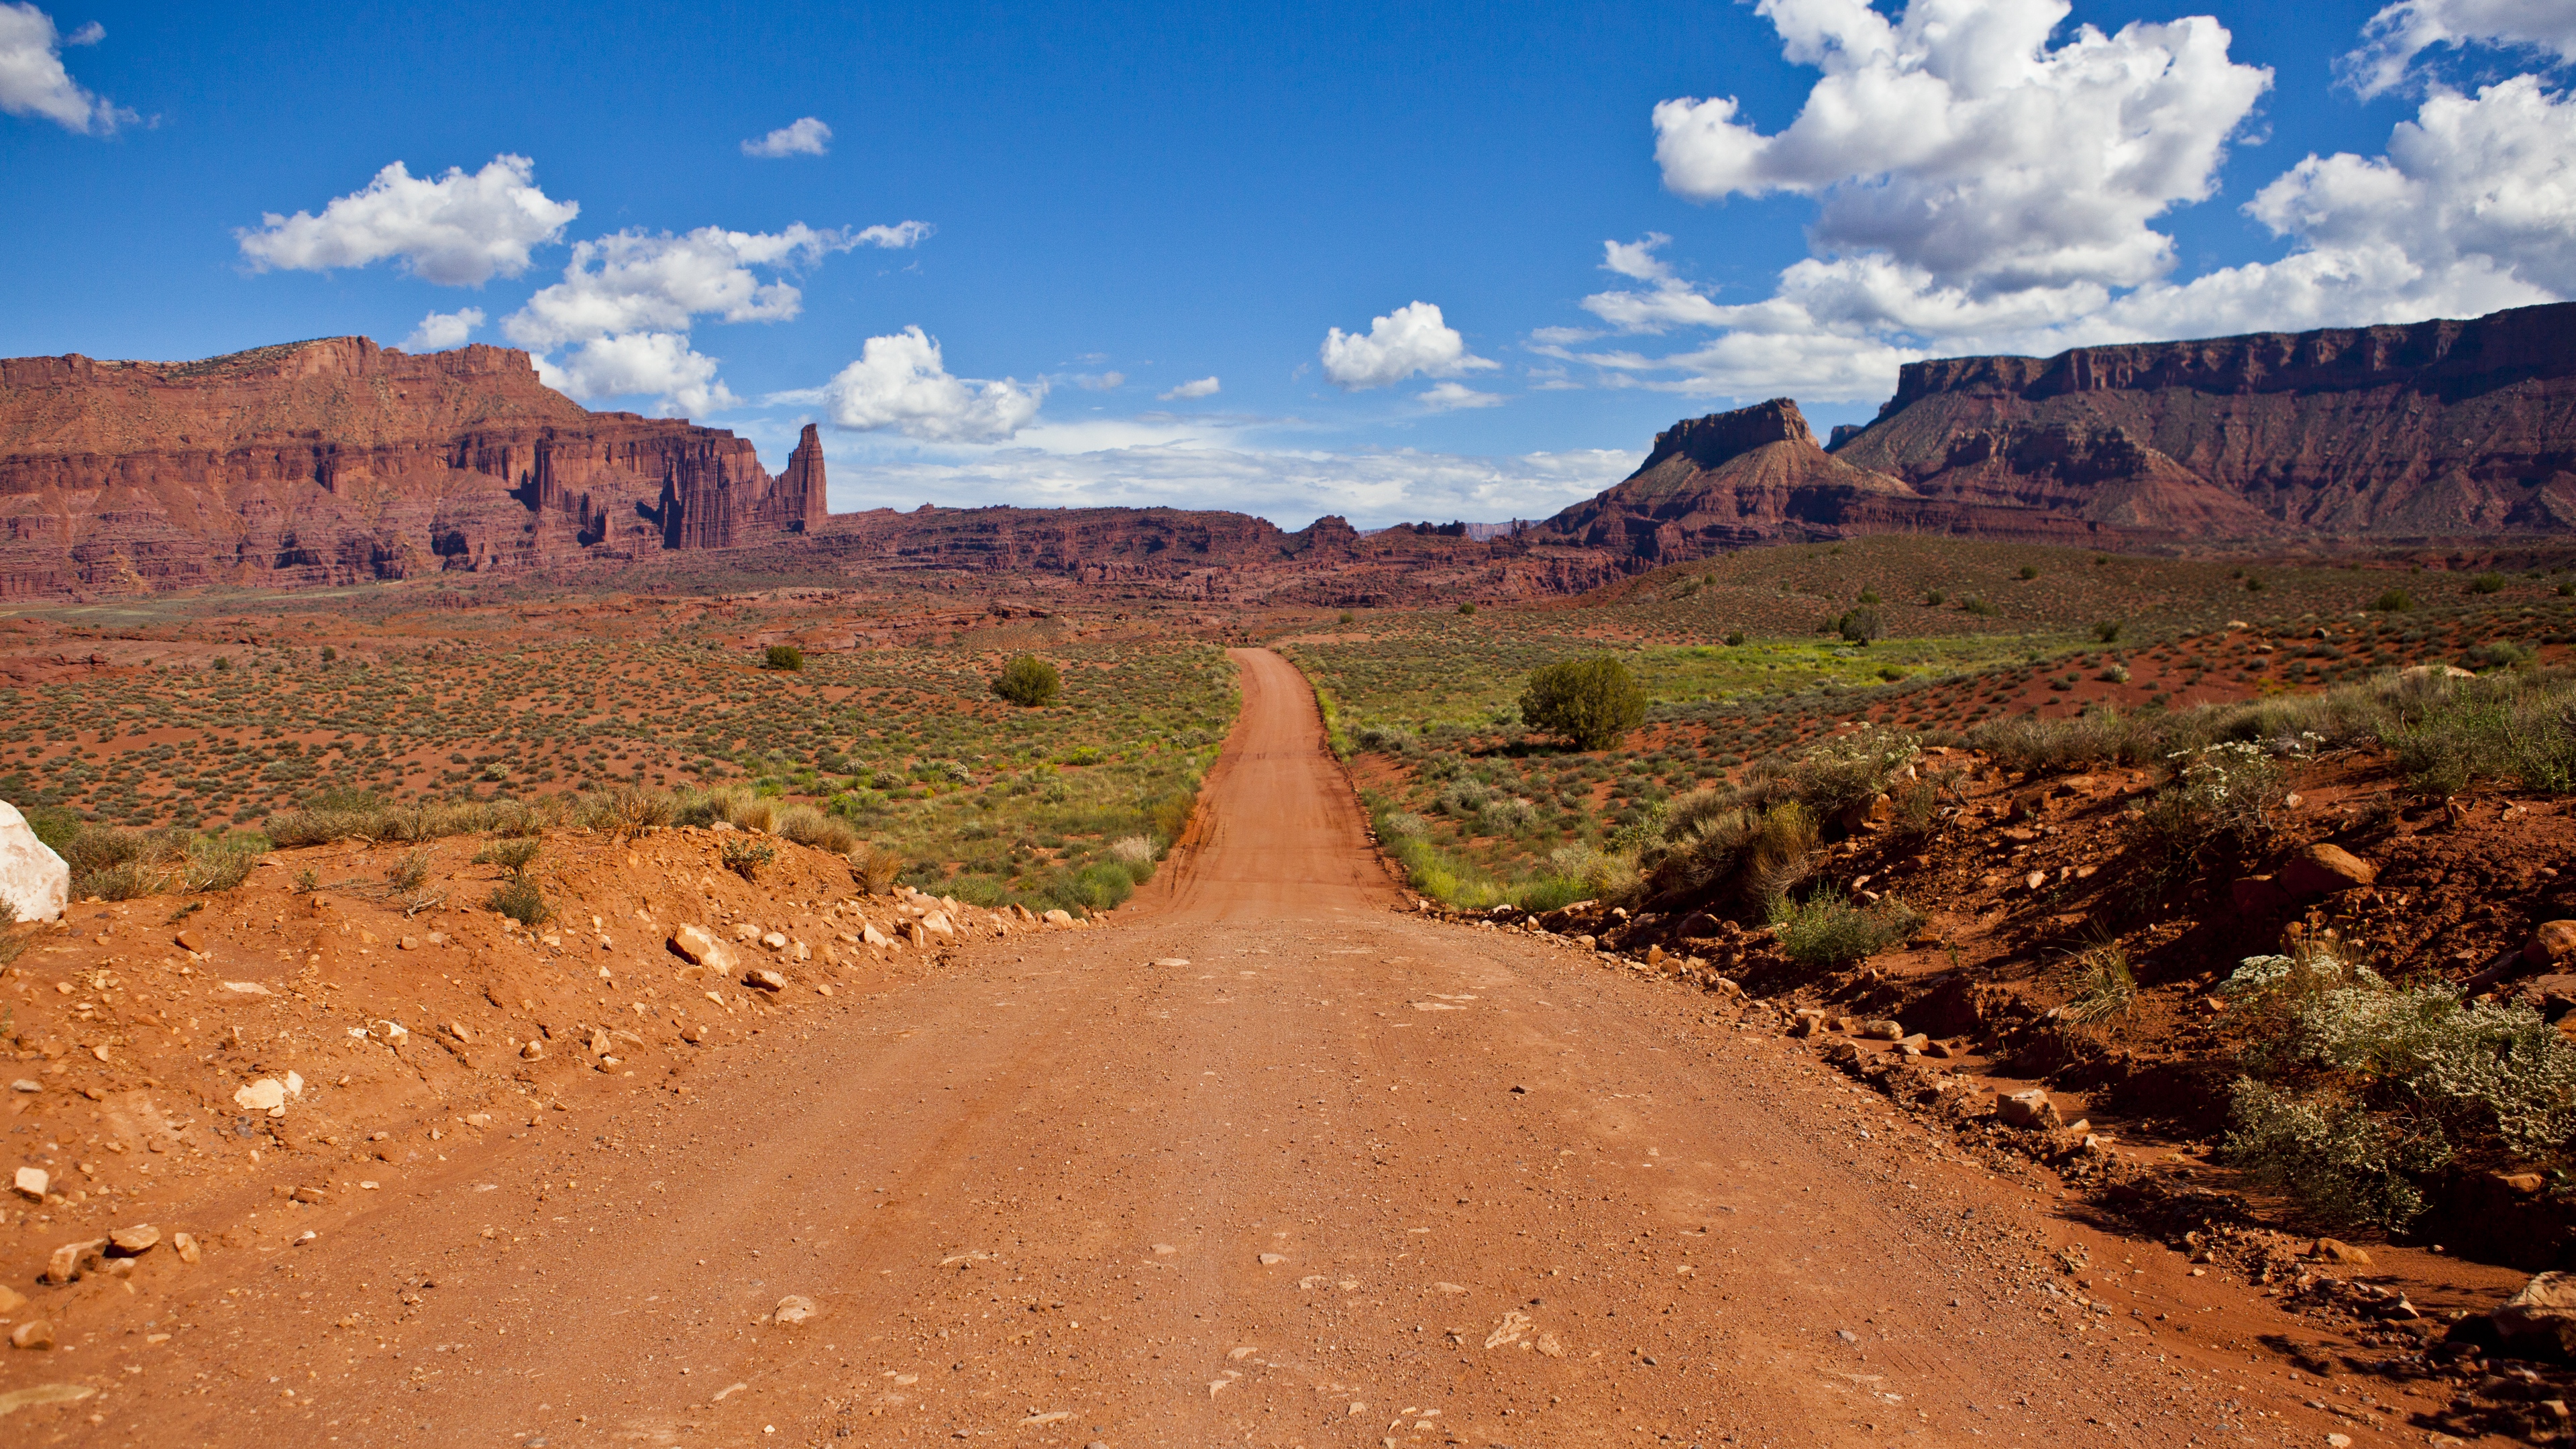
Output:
left=720, top=836, right=775, bottom=881
left=2018, top=564, right=2039, bottom=580
left=486, top=875, right=550, bottom=926
left=2380, top=669, right=2576, bottom=794
left=2469, top=572, right=2507, bottom=594
left=1923, top=590, right=1944, bottom=606
left=2371, top=588, right=2414, bottom=612
left=763, top=644, right=805, bottom=671
left=2123, top=740, right=2283, bottom=893
left=2061, top=942, right=2137, bottom=1024
left=1962, top=596, right=1998, bottom=616
left=1457, top=602, right=1476, bottom=616
left=2092, top=620, right=2123, bottom=643
left=1519, top=657, right=1647, bottom=751
left=182, top=837, right=258, bottom=894
left=993, top=655, right=1062, bottom=707
left=1780, top=725, right=1918, bottom=820
left=1836, top=606, right=1884, bottom=645
left=775, top=805, right=859, bottom=855
left=2218, top=948, right=2576, bottom=1229
left=472, top=837, right=543, bottom=875
left=1768, top=890, right=1920, bottom=968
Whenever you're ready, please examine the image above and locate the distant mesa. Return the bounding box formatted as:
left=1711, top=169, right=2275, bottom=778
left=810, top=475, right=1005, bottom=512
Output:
left=6, top=301, right=2574, bottom=600
left=1536, top=299, right=2576, bottom=570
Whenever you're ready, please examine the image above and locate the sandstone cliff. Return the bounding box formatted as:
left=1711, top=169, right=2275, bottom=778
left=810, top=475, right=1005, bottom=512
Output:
left=0, top=337, right=824, bottom=596
left=1832, top=301, right=2576, bottom=539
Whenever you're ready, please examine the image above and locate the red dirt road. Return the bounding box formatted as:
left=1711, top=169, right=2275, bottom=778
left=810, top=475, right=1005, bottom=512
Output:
left=8, top=649, right=2386, bottom=1447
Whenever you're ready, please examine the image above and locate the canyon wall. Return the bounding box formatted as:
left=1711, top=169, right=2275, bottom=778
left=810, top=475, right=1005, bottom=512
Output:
left=0, top=337, right=823, bottom=596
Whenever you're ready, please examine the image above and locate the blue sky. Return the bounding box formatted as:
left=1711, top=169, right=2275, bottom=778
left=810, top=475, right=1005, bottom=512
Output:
left=3, top=0, right=2571, bottom=526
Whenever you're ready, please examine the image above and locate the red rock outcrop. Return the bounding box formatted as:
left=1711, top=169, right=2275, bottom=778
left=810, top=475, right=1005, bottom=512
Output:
left=1832, top=301, right=2576, bottom=539
left=0, top=338, right=822, bottom=596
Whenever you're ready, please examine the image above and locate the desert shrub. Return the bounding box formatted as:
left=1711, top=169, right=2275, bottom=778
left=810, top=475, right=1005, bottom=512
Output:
left=1923, top=590, right=1945, bottom=606
left=1434, top=779, right=1493, bottom=817
left=1835, top=607, right=1884, bottom=645
left=1544, top=842, right=1638, bottom=902
left=1144, top=781, right=1201, bottom=846
left=1353, top=724, right=1416, bottom=753
left=1643, top=798, right=1815, bottom=908
left=182, top=836, right=258, bottom=894
left=1457, top=602, right=1476, bottom=616
left=1961, top=596, right=1998, bottom=616
left=2123, top=740, right=2283, bottom=900
left=1888, top=778, right=1941, bottom=837
left=775, top=805, right=859, bottom=855
left=763, top=644, right=805, bottom=672
left=2218, top=948, right=2576, bottom=1228
left=2371, top=588, right=2414, bottom=612
left=1781, top=726, right=1918, bottom=820
left=2061, top=941, right=2137, bottom=1024
left=1108, top=834, right=1158, bottom=877
left=1519, top=657, right=1647, bottom=751
left=2379, top=668, right=2576, bottom=794
left=2469, top=572, right=2507, bottom=594
left=2092, top=621, right=2123, bottom=643
left=1970, top=709, right=2165, bottom=771
left=1768, top=889, right=1920, bottom=968
left=849, top=843, right=903, bottom=895
left=2018, top=564, right=2039, bottom=580
left=2223, top=1080, right=2445, bottom=1231
left=472, top=837, right=543, bottom=875
left=386, top=847, right=433, bottom=893
left=2465, top=639, right=2533, bottom=669
left=993, top=655, right=1062, bottom=708
left=586, top=786, right=675, bottom=837
left=720, top=837, right=775, bottom=881
left=1379, top=811, right=1430, bottom=840
left=485, top=875, right=550, bottom=926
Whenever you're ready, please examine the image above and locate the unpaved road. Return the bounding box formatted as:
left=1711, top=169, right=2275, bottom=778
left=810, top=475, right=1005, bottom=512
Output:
left=11, top=649, right=2385, bottom=1446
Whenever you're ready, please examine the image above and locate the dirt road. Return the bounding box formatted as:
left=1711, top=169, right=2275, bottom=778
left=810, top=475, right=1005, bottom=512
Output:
left=13, top=649, right=2374, bottom=1446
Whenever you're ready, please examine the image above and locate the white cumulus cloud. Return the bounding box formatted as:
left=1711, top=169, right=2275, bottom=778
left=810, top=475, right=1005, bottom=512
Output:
left=2342, top=0, right=2576, bottom=97
left=0, top=3, right=129, bottom=134
left=1418, top=382, right=1505, bottom=411
left=1568, top=0, right=2576, bottom=404
left=537, top=333, right=736, bottom=417
left=501, top=219, right=927, bottom=416
left=743, top=116, right=832, bottom=157
left=1319, top=301, right=1497, bottom=390
left=237, top=155, right=581, bottom=286
left=398, top=307, right=484, bottom=352
left=1651, top=0, right=2269, bottom=294
left=816, top=327, right=1046, bottom=443
left=1158, top=376, right=1221, bottom=400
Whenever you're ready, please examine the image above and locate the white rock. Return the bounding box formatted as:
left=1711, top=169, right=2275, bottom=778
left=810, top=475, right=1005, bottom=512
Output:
left=670, top=924, right=739, bottom=973
left=922, top=912, right=955, bottom=938
left=233, top=1079, right=288, bottom=1114
left=12, top=1165, right=46, bottom=1200
left=773, top=1294, right=818, bottom=1326
left=0, top=800, right=68, bottom=924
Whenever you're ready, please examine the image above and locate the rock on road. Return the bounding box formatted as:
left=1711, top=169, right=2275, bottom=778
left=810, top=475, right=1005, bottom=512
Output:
left=21, top=648, right=2342, bottom=1446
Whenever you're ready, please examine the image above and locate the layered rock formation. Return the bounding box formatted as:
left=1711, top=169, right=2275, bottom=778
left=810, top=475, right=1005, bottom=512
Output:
left=1542, top=302, right=2576, bottom=569
left=1833, top=301, right=2576, bottom=539
left=1540, top=399, right=1927, bottom=563
left=0, top=338, right=824, bottom=596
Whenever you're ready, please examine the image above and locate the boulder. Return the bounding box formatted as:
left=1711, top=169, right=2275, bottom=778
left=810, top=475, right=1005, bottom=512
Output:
left=669, top=924, right=738, bottom=973
left=1995, top=1089, right=2062, bottom=1130
left=12, top=1166, right=46, bottom=1200
left=2526, top=920, right=2576, bottom=969
left=2280, top=844, right=2376, bottom=898
left=2492, top=1271, right=2576, bottom=1358
left=107, top=1223, right=158, bottom=1255
left=1043, top=909, right=1075, bottom=926
left=0, top=800, right=68, bottom=924
left=2308, top=1237, right=2372, bottom=1266
left=1859, top=1020, right=1904, bottom=1040
left=746, top=969, right=786, bottom=993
